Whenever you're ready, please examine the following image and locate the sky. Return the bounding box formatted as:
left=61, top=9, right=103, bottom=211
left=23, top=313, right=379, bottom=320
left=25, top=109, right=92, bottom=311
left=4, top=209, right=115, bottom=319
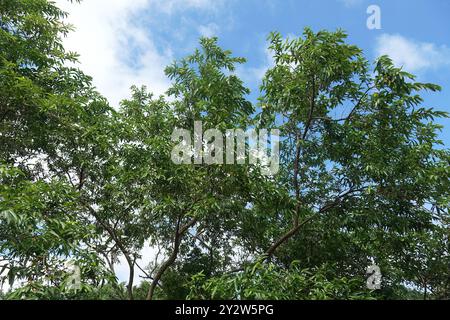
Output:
left=52, top=0, right=450, bottom=283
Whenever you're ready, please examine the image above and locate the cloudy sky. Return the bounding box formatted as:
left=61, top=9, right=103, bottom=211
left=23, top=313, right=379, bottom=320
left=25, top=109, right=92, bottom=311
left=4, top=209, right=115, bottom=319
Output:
left=53, top=0, right=450, bottom=282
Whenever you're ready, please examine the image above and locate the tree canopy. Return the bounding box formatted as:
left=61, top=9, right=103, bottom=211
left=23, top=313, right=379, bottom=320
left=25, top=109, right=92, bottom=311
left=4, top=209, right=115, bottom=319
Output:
left=0, top=0, right=448, bottom=300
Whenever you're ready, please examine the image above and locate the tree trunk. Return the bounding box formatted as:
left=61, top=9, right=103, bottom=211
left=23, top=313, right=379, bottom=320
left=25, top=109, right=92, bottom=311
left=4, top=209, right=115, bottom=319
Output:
left=146, top=217, right=197, bottom=300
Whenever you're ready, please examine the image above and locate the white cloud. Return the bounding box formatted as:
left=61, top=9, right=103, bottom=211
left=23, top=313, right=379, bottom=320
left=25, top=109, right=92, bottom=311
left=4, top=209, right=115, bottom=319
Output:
left=375, top=34, right=450, bottom=73
left=55, top=0, right=222, bottom=107
left=236, top=46, right=274, bottom=87
left=338, top=0, right=364, bottom=7
left=149, top=0, right=223, bottom=14
left=198, top=23, right=219, bottom=37
left=54, top=0, right=171, bottom=107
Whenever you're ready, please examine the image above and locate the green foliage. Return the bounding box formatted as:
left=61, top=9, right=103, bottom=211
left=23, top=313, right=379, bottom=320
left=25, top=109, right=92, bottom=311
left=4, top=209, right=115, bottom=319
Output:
left=0, top=0, right=114, bottom=298
left=187, top=261, right=374, bottom=300
left=0, top=0, right=448, bottom=300
left=252, top=29, right=450, bottom=300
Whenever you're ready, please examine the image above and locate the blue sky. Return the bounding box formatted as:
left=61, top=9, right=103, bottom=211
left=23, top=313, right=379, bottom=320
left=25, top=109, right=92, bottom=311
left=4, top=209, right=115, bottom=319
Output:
left=56, top=0, right=450, bottom=145
left=54, top=0, right=450, bottom=282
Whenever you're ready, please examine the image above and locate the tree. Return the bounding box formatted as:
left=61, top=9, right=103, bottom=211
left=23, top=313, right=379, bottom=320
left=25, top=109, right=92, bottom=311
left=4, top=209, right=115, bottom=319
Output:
left=245, top=29, right=449, bottom=298
left=1, top=1, right=448, bottom=300
left=0, top=0, right=115, bottom=297
left=187, top=260, right=373, bottom=300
